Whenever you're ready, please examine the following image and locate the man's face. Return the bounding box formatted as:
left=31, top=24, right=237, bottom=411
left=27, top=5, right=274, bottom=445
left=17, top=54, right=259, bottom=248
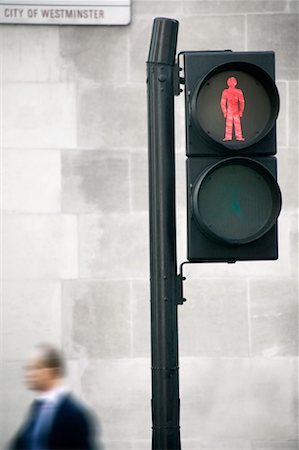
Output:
left=24, top=350, right=56, bottom=392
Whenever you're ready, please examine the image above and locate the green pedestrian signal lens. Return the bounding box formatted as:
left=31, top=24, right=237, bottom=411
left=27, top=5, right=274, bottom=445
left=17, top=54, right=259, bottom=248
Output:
left=191, top=158, right=281, bottom=245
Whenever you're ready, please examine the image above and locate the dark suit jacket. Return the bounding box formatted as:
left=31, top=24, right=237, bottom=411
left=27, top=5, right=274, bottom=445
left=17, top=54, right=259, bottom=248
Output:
left=9, top=394, right=98, bottom=450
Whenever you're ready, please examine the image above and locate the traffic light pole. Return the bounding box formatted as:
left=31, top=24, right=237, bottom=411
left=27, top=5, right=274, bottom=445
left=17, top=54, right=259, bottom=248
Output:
left=147, top=18, right=181, bottom=450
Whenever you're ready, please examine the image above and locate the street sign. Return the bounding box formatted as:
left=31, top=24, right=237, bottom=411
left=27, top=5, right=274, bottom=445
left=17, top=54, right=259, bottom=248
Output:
left=0, top=0, right=131, bottom=25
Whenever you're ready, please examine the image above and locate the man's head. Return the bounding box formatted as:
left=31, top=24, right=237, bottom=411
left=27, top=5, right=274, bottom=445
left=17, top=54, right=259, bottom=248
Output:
left=227, top=76, right=237, bottom=88
left=24, top=343, right=65, bottom=392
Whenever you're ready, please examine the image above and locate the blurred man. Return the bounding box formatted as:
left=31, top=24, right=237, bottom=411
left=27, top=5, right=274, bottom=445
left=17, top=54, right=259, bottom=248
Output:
left=9, top=343, right=98, bottom=450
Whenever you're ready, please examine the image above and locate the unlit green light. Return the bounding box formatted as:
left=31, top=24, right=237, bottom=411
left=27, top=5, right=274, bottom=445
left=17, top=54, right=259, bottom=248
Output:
left=231, top=200, right=241, bottom=216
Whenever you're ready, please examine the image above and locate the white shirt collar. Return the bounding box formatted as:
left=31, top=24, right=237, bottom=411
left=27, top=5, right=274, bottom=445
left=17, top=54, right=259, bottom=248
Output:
left=37, top=385, right=69, bottom=405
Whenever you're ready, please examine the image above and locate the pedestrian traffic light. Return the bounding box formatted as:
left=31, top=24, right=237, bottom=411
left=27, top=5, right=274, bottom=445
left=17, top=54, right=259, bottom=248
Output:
left=184, top=51, right=282, bottom=262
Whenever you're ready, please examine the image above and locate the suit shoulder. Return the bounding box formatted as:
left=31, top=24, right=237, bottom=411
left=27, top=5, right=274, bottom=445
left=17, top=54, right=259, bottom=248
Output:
left=59, top=394, right=91, bottom=418
left=50, top=394, right=99, bottom=449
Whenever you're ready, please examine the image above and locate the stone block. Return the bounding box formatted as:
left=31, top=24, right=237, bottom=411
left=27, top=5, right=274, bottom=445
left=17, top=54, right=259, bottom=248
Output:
left=289, top=215, right=298, bottom=281
left=133, top=1, right=182, bottom=22
left=3, top=149, right=61, bottom=213
left=180, top=278, right=249, bottom=357
left=3, top=214, right=78, bottom=279
left=59, top=27, right=129, bottom=84
left=103, top=440, right=132, bottom=450
left=249, top=279, right=298, bottom=356
left=183, top=1, right=287, bottom=15
left=1, top=361, right=33, bottom=449
left=288, top=0, right=299, bottom=13
left=79, top=213, right=149, bottom=279
left=175, top=98, right=187, bottom=153
left=288, top=81, right=299, bottom=148
left=1, top=26, right=65, bottom=82
left=65, top=359, right=83, bottom=397
left=3, top=82, right=77, bottom=149
left=181, top=437, right=251, bottom=449
left=131, top=440, right=151, bottom=449
left=2, top=281, right=62, bottom=360
left=180, top=357, right=298, bottom=444
left=278, top=147, right=298, bottom=213
left=175, top=153, right=187, bottom=213
left=176, top=211, right=188, bottom=265
left=277, top=81, right=287, bottom=147
left=247, top=14, right=299, bottom=81
left=178, top=15, right=246, bottom=54
left=62, top=280, right=132, bottom=358
left=80, top=358, right=151, bottom=442
left=252, top=440, right=299, bottom=449
left=131, top=280, right=150, bottom=357
left=130, top=152, right=148, bottom=212
left=62, top=150, right=130, bottom=213
left=78, top=84, right=147, bottom=150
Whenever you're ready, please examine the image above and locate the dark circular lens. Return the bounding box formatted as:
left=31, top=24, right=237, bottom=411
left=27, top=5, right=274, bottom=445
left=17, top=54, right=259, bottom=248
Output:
left=192, top=158, right=281, bottom=245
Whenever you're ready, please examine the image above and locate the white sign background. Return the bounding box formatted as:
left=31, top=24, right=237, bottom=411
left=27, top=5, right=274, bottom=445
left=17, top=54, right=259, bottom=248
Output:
left=0, top=0, right=131, bottom=25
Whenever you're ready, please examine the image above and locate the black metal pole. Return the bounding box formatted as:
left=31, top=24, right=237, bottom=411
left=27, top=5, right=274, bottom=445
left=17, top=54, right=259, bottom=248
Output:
left=147, top=17, right=181, bottom=450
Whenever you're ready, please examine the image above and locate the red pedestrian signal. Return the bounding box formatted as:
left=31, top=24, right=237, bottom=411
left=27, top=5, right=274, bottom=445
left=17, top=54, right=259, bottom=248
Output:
left=220, top=77, right=245, bottom=142
left=183, top=51, right=281, bottom=262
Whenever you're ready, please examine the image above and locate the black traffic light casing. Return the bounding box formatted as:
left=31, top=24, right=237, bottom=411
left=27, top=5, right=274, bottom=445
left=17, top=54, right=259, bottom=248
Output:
left=184, top=51, right=282, bottom=262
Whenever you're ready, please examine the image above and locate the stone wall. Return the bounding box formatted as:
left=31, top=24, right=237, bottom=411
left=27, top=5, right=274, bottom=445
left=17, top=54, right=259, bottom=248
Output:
left=1, top=1, right=298, bottom=449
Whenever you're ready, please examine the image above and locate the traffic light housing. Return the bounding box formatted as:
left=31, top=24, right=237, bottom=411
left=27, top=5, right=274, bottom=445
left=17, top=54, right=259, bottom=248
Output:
left=184, top=51, right=282, bottom=262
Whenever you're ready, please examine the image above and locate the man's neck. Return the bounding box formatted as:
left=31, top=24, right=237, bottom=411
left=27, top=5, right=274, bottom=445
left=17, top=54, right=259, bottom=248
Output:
left=37, top=380, right=68, bottom=403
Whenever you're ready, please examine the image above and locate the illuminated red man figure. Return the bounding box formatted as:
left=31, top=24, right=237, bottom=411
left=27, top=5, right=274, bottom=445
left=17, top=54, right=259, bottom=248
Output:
left=220, top=76, right=245, bottom=141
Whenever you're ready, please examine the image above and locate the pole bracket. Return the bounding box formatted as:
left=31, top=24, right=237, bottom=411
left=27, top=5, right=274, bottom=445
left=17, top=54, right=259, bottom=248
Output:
left=176, top=273, right=186, bottom=305
left=176, top=261, right=194, bottom=305
left=176, top=261, right=189, bottom=305
left=173, top=63, right=184, bottom=96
